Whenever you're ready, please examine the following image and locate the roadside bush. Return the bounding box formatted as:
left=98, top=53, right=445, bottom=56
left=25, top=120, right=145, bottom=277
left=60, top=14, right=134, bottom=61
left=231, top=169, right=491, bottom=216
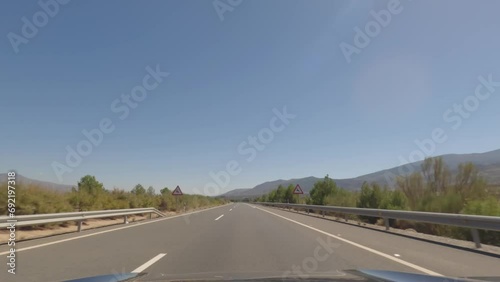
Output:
left=0, top=176, right=226, bottom=218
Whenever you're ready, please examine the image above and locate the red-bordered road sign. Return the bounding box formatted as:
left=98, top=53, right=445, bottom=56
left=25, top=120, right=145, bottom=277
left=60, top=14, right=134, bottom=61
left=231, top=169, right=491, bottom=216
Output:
left=293, top=184, right=304, bottom=194
left=172, top=186, right=183, bottom=196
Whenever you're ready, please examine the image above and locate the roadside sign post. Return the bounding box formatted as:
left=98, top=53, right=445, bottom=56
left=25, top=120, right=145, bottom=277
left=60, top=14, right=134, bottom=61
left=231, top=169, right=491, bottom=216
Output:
left=293, top=184, right=304, bottom=212
left=172, top=186, right=183, bottom=212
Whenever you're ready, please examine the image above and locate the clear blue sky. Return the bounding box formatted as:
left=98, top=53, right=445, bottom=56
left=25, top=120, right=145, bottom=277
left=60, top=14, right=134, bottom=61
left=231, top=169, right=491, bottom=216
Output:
left=1, top=0, right=499, bottom=194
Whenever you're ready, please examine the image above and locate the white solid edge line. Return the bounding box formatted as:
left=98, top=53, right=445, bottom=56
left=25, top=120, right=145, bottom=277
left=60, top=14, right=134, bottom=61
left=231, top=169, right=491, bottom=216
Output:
left=215, top=214, right=224, bottom=221
left=132, top=253, right=166, bottom=273
left=249, top=204, right=443, bottom=277
left=0, top=204, right=230, bottom=256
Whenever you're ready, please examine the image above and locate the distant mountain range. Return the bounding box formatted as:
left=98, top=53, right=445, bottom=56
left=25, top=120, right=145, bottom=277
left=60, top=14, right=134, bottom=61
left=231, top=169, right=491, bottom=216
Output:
left=0, top=173, right=74, bottom=192
left=220, top=149, right=500, bottom=199
left=3, top=149, right=499, bottom=198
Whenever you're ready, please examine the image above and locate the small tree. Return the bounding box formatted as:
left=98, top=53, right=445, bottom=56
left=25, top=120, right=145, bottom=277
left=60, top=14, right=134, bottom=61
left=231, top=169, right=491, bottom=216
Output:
left=275, top=185, right=286, bottom=202
left=75, top=175, right=105, bottom=210
left=357, top=182, right=385, bottom=223
left=131, top=184, right=146, bottom=195
left=310, top=175, right=339, bottom=205
left=147, top=186, right=156, bottom=196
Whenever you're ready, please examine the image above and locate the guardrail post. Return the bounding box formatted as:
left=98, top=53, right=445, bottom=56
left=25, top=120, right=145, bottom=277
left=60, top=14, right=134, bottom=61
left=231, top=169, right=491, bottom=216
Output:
left=322, top=211, right=325, bottom=218
left=124, top=215, right=128, bottom=224
left=149, top=212, right=152, bottom=219
left=384, top=218, right=390, bottom=231
left=471, top=229, right=481, bottom=248
left=77, top=220, right=82, bottom=232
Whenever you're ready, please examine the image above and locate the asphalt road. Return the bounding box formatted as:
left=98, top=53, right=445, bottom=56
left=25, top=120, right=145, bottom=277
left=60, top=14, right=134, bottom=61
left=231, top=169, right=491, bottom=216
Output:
left=1, top=203, right=499, bottom=281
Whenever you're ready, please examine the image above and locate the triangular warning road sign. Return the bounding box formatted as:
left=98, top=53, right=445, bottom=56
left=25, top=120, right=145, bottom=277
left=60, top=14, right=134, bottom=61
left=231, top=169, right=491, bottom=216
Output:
left=172, top=186, right=183, bottom=196
left=293, top=184, right=304, bottom=194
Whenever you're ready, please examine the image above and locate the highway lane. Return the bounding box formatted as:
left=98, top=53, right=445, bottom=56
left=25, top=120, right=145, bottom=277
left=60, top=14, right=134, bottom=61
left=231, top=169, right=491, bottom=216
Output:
left=0, top=205, right=232, bottom=282
left=0, top=203, right=499, bottom=281
left=139, top=203, right=426, bottom=280
left=251, top=205, right=500, bottom=278
left=0, top=205, right=228, bottom=255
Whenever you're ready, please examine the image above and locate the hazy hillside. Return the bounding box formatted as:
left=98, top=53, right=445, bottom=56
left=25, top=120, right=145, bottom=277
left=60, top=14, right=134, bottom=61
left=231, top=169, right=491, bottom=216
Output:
left=0, top=173, right=74, bottom=192
left=240, top=177, right=319, bottom=197
left=219, top=188, right=252, bottom=199
left=221, top=149, right=500, bottom=199
left=479, top=163, right=500, bottom=184
left=4, top=149, right=499, bottom=199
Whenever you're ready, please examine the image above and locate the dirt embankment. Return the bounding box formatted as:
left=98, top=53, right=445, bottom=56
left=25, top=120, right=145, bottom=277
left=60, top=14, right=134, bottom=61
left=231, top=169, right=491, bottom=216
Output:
left=0, top=207, right=213, bottom=244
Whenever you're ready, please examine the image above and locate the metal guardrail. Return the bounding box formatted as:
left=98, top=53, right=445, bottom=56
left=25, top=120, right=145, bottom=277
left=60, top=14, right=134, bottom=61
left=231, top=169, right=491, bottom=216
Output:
left=256, top=202, right=500, bottom=248
left=0, top=208, right=166, bottom=232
